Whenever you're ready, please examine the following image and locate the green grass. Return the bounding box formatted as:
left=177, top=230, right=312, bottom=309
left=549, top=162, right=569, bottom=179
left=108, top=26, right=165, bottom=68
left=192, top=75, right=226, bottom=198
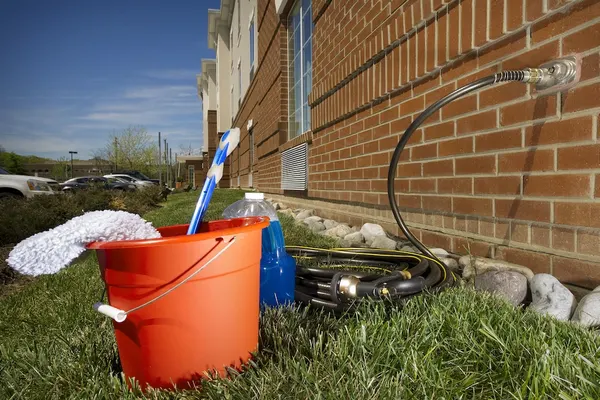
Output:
left=1, top=190, right=599, bottom=399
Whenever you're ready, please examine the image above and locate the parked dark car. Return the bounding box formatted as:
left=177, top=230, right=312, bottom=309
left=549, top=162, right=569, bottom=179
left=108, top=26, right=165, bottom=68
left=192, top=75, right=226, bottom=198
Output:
left=113, top=170, right=159, bottom=185
left=60, top=176, right=137, bottom=192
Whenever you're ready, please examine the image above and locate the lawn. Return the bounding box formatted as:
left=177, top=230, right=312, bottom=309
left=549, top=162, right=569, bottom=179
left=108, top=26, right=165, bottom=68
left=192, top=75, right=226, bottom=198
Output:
left=1, top=190, right=599, bottom=399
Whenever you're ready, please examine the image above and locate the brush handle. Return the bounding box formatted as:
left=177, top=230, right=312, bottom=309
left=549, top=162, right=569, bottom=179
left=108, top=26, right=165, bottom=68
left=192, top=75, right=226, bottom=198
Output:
left=187, top=128, right=240, bottom=235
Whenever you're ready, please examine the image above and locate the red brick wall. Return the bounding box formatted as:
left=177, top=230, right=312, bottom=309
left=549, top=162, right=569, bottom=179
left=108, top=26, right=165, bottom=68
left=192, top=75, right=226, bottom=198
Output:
left=306, top=0, right=600, bottom=285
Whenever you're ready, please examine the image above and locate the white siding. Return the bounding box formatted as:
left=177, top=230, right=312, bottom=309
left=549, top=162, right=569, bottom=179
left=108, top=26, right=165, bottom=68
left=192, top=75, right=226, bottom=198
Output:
left=229, top=0, right=257, bottom=122
left=216, top=25, right=232, bottom=132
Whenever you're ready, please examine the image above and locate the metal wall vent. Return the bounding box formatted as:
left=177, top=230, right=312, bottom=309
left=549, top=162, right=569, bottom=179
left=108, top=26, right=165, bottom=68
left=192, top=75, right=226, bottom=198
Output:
left=281, top=142, right=308, bottom=191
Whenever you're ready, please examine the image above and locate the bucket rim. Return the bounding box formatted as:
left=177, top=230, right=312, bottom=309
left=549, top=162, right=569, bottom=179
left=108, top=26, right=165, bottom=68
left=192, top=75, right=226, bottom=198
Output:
left=85, top=216, right=270, bottom=250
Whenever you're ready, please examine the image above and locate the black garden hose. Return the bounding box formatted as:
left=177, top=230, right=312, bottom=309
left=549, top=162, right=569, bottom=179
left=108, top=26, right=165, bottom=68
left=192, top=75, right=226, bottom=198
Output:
left=289, top=246, right=455, bottom=311
left=289, top=70, right=538, bottom=310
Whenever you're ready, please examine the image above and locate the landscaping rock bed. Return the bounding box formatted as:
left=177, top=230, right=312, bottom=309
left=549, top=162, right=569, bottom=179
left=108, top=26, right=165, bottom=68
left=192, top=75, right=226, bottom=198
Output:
left=267, top=198, right=600, bottom=330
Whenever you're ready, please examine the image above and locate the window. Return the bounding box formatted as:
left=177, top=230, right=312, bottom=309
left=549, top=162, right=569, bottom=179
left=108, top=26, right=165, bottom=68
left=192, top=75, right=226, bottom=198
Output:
left=249, top=12, right=255, bottom=81
left=249, top=128, right=254, bottom=171
left=238, top=59, right=242, bottom=106
left=287, top=0, right=312, bottom=140
left=230, top=86, right=234, bottom=123
left=229, top=85, right=235, bottom=124
left=188, top=165, right=195, bottom=187
left=237, top=0, right=241, bottom=45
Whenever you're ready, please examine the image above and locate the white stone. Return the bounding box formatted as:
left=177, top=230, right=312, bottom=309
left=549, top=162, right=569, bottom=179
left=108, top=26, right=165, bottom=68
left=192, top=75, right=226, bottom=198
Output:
left=279, top=203, right=288, bottom=210
left=272, top=202, right=281, bottom=210
left=320, top=229, right=336, bottom=238
left=440, top=257, right=459, bottom=272
left=338, top=239, right=351, bottom=248
left=278, top=209, right=294, bottom=217
left=295, top=209, right=314, bottom=220
left=360, top=223, right=387, bottom=243
left=370, top=236, right=398, bottom=250
left=344, top=232, right=365, bottom=247
left=304, top=216, right=324, bottom=223
left=324, top=224, right=353, bottom=239
left=305, top=220, right=326, bottom=233
left=571, top=287, right=600, bottom=327
left=400, top=245, right=416, bottom=253
left=460, top=255, right=535, bottom=280
left=474, top=271, right=528, bottom=307
left=529, top=273, right=577, bottom=321
left=429, top=248, right=450, bottom=257
left=324, top=219, right=339, bottom=230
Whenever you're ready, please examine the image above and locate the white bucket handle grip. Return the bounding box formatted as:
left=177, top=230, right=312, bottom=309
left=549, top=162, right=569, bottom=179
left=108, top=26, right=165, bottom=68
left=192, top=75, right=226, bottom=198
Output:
left=94, top=236, right=236, bottom=323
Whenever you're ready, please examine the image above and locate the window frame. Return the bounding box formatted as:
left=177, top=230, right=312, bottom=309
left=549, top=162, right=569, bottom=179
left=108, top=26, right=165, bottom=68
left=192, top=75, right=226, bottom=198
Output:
left=236, top=0, right=241, bottom=46
left=249, top=8, right=256, bottom=81
left=249, top=127, right=254, bottom=173
left=287, top=0, right=313, bottom=141
left=188, top=165, right=195, bottom=187
left=237, top=58, right=242, bottom=108
left=230, top=85, right=234, bottom=124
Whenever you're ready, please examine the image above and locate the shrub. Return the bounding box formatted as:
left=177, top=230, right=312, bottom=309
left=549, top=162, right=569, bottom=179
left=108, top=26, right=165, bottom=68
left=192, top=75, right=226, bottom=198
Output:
left=0, top=187, right=165, bottom=246
left=121, top=185, right=166, bottom=215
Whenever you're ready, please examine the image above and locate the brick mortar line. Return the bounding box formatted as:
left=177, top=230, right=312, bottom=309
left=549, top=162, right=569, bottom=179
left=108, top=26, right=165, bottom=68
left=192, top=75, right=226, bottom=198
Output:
left=437, top=111, right=580, bottom=136
left=303, top=186, right=600, bottom=202
left=315, top=136, right=596, bottom=163
left=310, top=0, right=446, bottom=109
left=255, top=125, right=281, bottom=146
left=269, top=194, right=600, bottom=263
left=319, top=74, right=598, bottom=140
left=313, top=0, right=333, bottom=25
left=308, top=189, right=599, bottom=201
left=310, top=0, right=591, bottom=131
left=312, top=50, right=600, bottom=132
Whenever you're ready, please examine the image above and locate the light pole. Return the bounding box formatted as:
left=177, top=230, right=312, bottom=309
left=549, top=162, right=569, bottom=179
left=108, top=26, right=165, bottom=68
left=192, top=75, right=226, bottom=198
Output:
left=69, top=151, right=77, bottom=179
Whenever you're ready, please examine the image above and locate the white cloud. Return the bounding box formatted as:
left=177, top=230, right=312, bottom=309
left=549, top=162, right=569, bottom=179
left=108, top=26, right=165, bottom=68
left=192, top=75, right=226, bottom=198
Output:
left=1, top=132, right=104, bottom=157
left=142, top=69, right=199, bottom=80
left=123, top=85, right=196, bottom=99
left=0, top=81, right=205, bottom=159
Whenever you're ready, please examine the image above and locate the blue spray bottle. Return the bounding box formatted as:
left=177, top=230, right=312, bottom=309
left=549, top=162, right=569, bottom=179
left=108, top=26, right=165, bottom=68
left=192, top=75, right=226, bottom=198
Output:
left=222, top=193, right=296, bottom=307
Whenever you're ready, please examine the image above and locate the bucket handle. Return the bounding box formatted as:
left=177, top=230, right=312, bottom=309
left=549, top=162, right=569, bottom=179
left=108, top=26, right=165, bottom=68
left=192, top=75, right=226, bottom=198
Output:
left=93, top=236, right=236, bottom=323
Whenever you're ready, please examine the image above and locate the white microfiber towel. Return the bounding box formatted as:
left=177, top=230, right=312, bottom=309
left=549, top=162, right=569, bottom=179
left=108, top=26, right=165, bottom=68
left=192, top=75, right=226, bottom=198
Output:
left=6, top=210, right=162, bottom=276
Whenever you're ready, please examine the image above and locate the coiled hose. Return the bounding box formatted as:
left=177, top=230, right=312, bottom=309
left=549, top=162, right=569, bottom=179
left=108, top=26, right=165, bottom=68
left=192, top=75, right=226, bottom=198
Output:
left=289, top=71, right=537, bottom=311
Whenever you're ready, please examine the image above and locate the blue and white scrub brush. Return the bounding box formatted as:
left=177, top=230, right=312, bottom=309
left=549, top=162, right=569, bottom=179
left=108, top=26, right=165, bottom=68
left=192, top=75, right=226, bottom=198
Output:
left=187, top=127, right=241, bottom=235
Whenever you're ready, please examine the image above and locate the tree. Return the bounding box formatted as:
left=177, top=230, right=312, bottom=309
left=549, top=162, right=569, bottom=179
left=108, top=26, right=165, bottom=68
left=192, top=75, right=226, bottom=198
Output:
left=2, top=152, right=26, bottom=175
left=100, top=126, right=158, bottom=175
left=0, top=145, right=5, bottom=168
left=51, top=157, right=69, bottom=180
left=179, top=143, right=193, bottom=156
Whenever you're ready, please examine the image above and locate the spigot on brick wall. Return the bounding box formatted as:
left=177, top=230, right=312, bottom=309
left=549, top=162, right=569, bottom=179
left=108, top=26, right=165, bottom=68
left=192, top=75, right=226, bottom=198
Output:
left=530, top=55, right=582, bottom=95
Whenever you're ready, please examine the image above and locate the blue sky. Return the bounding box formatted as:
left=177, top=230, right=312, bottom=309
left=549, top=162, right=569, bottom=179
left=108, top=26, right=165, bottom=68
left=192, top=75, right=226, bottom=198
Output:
left=0, top=0, right=220, bottom=160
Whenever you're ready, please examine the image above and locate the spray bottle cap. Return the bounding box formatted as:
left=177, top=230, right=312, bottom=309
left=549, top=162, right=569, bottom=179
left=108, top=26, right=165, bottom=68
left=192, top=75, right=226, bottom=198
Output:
left=245, top=192, right=264, bottom=200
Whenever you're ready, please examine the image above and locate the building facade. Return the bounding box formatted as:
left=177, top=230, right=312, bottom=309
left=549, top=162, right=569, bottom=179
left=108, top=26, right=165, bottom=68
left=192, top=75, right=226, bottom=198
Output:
left=199, top=0, right=600, bottom=288
left=22, top=159, right=113, bottom=180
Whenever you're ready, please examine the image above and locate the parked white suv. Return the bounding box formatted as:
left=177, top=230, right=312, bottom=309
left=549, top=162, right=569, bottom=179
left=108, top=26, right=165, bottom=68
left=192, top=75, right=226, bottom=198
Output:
left=0, top=167, right=61, bottom=199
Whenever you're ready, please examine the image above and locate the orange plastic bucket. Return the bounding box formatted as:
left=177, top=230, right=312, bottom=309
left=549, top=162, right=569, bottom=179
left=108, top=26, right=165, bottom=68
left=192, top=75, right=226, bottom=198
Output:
left=87, top=216, right=270, bottom=391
